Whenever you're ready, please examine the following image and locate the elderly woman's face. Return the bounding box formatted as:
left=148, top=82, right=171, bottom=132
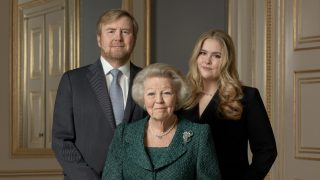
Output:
left=144, top=77, right=177, bottom=121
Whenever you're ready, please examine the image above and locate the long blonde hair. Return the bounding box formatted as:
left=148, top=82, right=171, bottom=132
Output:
left=185, top=29, right=243, bottom=120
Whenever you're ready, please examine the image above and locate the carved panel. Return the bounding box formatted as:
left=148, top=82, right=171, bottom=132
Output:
left=47, top=10, right=64, bottom=76
left=28, top=91, right=44, bottom=148
left=46, top=90, right=56, bottom=148
left=294, top=0, right=320, bottom=50
left=28, top=16, right=44, bottom=80
left=294, top=70, right=320, bottom=160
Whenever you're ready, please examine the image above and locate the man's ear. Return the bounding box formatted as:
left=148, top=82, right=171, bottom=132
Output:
left=97, top=35, right=101, bottom=47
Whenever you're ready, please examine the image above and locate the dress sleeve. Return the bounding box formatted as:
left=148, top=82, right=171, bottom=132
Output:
left=102, top=123, right=125, bottom=180
left=196, top=125, right=222, bottom=180
left=52, top=72, right=100, bottom=180
left=245, top=88, right=277, bottom=179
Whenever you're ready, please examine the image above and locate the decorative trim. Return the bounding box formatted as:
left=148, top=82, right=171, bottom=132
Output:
left=227, top=0, right=232, bottom=35
left=251, top=0, right=257, bottom=85
left=122, top=0, right=150, bottom=66
left=121, top=0, right=133, bottom=12
left=265, top=0, right=272, bottom=119
left=277, top=0, right=285, bottom=179
left=0, top=169, right=62, bottom=177
left=145, top=0, right=151, bottom=66
left=264, top=1, right=273, bottom=179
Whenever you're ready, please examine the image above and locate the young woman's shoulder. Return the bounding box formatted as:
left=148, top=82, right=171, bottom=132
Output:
left=242, top=85, right=259, bottom=94
left=241, top=86, right=262, bottom=101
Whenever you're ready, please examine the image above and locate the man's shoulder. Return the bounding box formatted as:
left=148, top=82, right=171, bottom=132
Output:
left=67, top=65, right=90, bottom=73
left=64, top=60, right=101, bottom=76
left=130, top=62, right=142, bottom=71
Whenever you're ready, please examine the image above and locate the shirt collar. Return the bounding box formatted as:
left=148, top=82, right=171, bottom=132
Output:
left=100, top=56, right=130, bottom=78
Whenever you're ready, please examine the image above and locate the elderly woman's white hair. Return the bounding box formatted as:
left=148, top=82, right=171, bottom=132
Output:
left=132, top=63, right=190, bottom=111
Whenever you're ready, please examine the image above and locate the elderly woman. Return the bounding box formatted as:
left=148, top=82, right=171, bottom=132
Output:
left=102, top=63, right=221, bottom=180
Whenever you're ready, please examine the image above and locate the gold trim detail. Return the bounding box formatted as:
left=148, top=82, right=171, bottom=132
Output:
left=122, top=0, right=150, bottom=66
left=121, top=0, right=133, bottom=13
left=265, top=0, right=272, bottom=119
left=0, top=169, right=62, bottom=177
left=277, top=0, right=285, bottom=179
left=264, top=0, right=273, bottom=179
left=145, top=0, right=151, bottom=66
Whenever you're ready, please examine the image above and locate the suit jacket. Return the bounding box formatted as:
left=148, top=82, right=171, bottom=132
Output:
left=181, top=86, right=277, bottom=180
left=52, top=60, right=145, bottom=180
left=102, top=116, right=221, bottom=180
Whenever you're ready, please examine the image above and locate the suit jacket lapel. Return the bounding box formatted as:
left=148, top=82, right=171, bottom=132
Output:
left=123, top=63, right=141, bottom=123
left=125, top=117, right=191, bottom=171
left=87, top=60, right=116, bottom=130
left=125, top=117, right=153, bottom=170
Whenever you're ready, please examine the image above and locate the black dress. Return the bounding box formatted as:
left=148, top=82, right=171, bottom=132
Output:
left=180, top=86, right=277, bottom=180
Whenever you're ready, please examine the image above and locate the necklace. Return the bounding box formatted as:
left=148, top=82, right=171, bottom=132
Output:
left=201, top=92, right=214, bottom=97
left=148, top=117, right=177, bottom=139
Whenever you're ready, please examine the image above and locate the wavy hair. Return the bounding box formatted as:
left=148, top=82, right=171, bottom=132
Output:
left=185, top=29, right=243, bottom=120
left=96, top=9, right=139, bottom=39
left=132, top=63, right=190, bottom=111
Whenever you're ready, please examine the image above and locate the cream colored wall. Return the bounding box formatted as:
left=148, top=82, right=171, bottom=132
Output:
left=0, top=0, right=11, bottom=172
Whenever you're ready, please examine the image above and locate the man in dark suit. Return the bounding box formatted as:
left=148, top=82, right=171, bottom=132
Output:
left=52, top=9, right=145, bottom=180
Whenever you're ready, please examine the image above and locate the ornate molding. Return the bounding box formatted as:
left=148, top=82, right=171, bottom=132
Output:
left=265, top=0, right=272, bottom=119
left=0, top=169, right=62, bottom=177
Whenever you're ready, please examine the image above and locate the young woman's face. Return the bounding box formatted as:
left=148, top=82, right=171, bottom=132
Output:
left=196, top=38, right=222, bottom=81
left=143, top=77, right=176, bottom=121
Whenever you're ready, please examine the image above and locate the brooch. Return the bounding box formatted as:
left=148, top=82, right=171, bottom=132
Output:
left=182, top=130, right=193, bottom=144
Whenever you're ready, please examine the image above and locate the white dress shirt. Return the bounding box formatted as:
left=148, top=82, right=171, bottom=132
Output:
left=100, top=57, right=130, bottom=108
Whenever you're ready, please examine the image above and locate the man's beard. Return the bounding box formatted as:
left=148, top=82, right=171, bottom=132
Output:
left=109, top=50, right=130, bottom=60
left=104, top=49, right=132, bottom=62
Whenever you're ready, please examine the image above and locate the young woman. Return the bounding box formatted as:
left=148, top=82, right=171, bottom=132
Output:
left=183, top=29, right=277, bottom=180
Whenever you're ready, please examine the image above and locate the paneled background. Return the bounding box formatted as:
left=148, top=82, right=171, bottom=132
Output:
left=1, top=0, right=320, bottom=179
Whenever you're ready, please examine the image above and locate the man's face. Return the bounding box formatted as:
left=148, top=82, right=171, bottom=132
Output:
left=97, top=16, right=135, bottom=67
